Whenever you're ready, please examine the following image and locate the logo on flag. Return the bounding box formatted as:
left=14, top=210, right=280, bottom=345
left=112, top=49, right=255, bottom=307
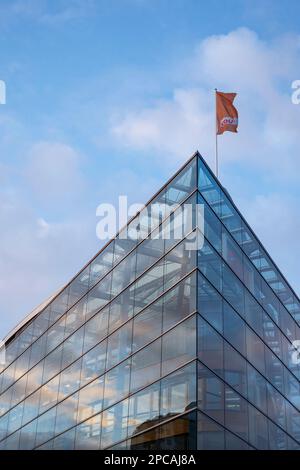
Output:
left=216, top=91, right=238, bottom=135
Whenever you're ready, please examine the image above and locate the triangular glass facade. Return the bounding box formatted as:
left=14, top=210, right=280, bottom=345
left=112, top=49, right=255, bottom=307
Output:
left=0, top=153, right=300, bottom=449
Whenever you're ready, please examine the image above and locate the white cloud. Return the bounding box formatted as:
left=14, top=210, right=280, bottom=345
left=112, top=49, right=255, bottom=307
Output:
left=25, top=141, right=85, bottom=204
left=112, top=27, right=300, bottom=178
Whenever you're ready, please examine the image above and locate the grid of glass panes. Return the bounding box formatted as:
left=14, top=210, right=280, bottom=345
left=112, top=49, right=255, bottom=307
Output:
left=0, top=157, right=200, bottom=450
left=197, top=157, right=300, bottom=450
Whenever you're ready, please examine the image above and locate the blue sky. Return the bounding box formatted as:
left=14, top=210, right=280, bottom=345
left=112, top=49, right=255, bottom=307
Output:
left=1, top=0, right=300, bottom=339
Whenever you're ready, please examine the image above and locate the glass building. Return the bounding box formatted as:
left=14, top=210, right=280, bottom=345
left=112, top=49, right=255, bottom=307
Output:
left=1, top=152, right=300, bottom=450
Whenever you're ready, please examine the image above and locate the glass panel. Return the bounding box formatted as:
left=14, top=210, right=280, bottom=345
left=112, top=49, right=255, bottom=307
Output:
left=224, top=342, right=247, bottom=397
left=64, top=298, right=87, bottom=337
left=53, top=427, right=75, bottom=450
left=266, top=383, right=286, bottom=429
left=244, top=290, right=263, bottom=337
left=222, top=228, right=243, bottom=280
left=162, top=316, right=196, bottom=376
left=246, top=327, right=265, bottom=375
left=198, top=363, right=224, bottom=425
left=103, top=359, right=131, bottom=408
left=219, top=192, right=242, bottom=243
left=48, top=288, right=69, bottom=327
left=198, top=239, right=222, bottom=292
left=222, top=262, right=245, bottom=317
left=225, top=385, right=248, bottom=441
left=198, top=272, right=223, bottom=333
left=61, top=326, right=84, bottom=370
left=109, top=285, right=135, bottom=333
left=132, top=298, right=163, bottom=353
left=22, top=389, right=41, bottom=426
left=130, top=339, right=161, bottom=393
left=136, top=231, right=165, bottom=279
left=268, top=420, right=287, bottom=450
left=164, top=237, right=196, bottom=292
left=128, top=381, right=160, bottom=438
left=247, top=363, right=267, bottom=414
left=59, top=357, right=82, bottom=400
left=68, top=266, right=90, bottom=308
left=42, top=345, right=63, bottom=384
left=75, top=413, right=101, bottom=450
left=157, top=411, right=197, bottom=450
left=83, top=306, right=109, bottom=353
left=198, top=159, right=221, bottom=214
left=106, top=321, right=132, bottom=369
left=45, top=316, right=66, bottom=355
left=19, top=420, right=37, bottom=450
left=165, top=157, right=196, bottom=206
left=86, top=272, right=112, bottom=318
left=110, top=250, right=136, bottom=297
left=101, top=400, right=129, bottom=449
left=198, top=192, right=222, bottom=253
left=39, top=374, right=60, bottom=414
left=197, top=411, right=225, bottom=450
left=161, top=362, right=196, bottom=418
left=198, top=317, right=223, bottom=378
left=77, top=376, right=104, bottom=423
left=35, top=407, right=56, bottom=447
left=263, top=313, right=282, bottom=361
left=243, top=254, right=263, bottom=303
left=80, top=341, right=107, bottom=387
left=223, top=302, right=246, bottom=355
left=134, top=260, right=164, bottom=315
left=163, top=272, right=196, bottom=332
left=55, top=392, right=79, bottom=435
left=89, top=243, right=114, bottom=288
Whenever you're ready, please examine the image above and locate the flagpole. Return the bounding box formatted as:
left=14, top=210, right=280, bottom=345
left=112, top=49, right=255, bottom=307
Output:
left=215, top=88, right=219, bottom=178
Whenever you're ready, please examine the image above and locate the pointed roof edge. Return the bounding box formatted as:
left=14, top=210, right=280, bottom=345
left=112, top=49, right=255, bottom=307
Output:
left=3, top=150, right=201, bottom=344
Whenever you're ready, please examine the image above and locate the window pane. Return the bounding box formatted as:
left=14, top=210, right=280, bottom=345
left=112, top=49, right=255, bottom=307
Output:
left=103, top=359, right=131, bottom=408
left=247, top=363, right=267, bottom=414
left=128, top=382, right=160, bottom=438
left=59, top=357, right=82, bottom=400
left=39, top=374, right=60, bottom=413
left=198, top=239, right=222, bottom=292
left=53, top=428, right=75, bottom=450
left=198, top=317, right=223, bottom=377
left=225, top=385, right=248, bottom=441
left=162, top=316, right=196, bottom=376
left=223, top=302, right=246, bottom=355
left=132, top=298, right=163, bottom=353
left=134, top=260, right=164, bottom=315
left=161, top=362, right=196, bottom=418
left=83, top=306, right=109, bottom=353
left=198, top=363, right=224, bottom=426
left=222, top=228, right=243, bottom=280
left=111, top=251, right=136, bottom=297
left=81, top=341, right=107, bottom=387
left=198, top=411, right=225, bottom=450
left=75, top=413, right=101, bottom=450
left=222, top=262, right=245, bottom=317
left=101, top=400, right=129, bottom=449
left=130, top=340, right=161, bottom=393
left=55, top=392, right=79, bottom=435
left=109, top=285, right=135, bottom=332
left=164, top=238, right=196, bottom=292
left=106, top=321, right=132, bottom=369
left=163, top=272, right=196, bottom=332
left=224, top=342, right=247, bottom=397
left=35, top=407, right=56, bottom=447
left=165, top=157, right=196, bottom=206
left=89, top=244, right=114, bottom=288
left=244, top=290, right=263, bottom=337
left=198, top=193, right=222, bottom=253
left=246, top=327, right=265, bottom=375
left=77, top=376, right=104, bottom=423
left=86, top=272, right=112, bottom=318
left=198, top=272, right=223, bottom=333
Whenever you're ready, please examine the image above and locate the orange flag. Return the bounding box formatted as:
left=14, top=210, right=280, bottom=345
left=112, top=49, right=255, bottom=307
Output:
left=216, top=91, right=238, bottom=135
